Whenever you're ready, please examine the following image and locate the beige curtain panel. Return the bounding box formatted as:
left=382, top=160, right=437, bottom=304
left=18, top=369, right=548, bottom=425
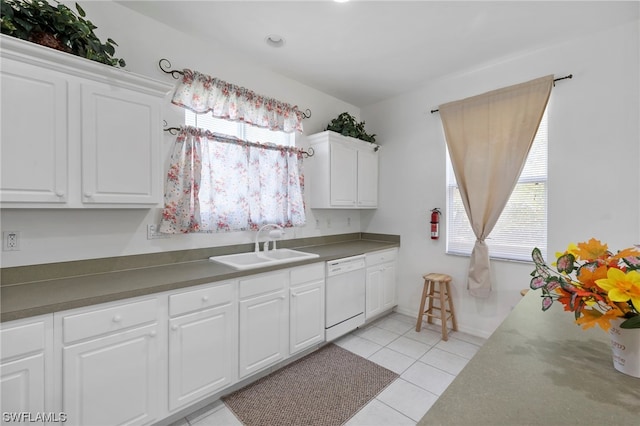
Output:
left=439, top=75, right=553, bottom=298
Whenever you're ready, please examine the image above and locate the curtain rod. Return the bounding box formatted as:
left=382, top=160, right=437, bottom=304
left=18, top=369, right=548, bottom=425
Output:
left=158, top=58, right=312, bottom=119
left=429, top=74, right=573, bottom=114
left=162, top=123, right=315, bottom=158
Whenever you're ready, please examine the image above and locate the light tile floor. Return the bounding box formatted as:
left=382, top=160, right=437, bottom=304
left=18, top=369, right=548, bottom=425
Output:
left=182, top=312, right=487, bottom=426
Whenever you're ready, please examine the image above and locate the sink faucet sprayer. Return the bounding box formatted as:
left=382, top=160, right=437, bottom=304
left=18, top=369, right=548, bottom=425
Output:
left=254, top=224, right=284, bottom=253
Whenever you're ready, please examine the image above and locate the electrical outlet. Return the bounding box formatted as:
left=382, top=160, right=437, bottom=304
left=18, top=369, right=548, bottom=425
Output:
left=147, top=224, right=170, bottom=240
left=347, top=217, right=351, bottom=227
left=3, top=231, right=20, bottom=251
left=326, top=218, right=331, bottom=228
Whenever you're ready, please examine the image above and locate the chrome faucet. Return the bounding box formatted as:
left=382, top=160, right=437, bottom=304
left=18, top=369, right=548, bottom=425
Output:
left=254, top=224, right=284, bottom=253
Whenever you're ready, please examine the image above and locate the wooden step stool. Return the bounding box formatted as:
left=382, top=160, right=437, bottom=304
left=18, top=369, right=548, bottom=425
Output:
left=416, top=273, right=458, bottom=341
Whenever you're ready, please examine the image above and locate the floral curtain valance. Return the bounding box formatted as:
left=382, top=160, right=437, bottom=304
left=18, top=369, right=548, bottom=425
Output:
left=171, top=69, right=304, bottom=133
left=159, top=126, right=306, bottom=234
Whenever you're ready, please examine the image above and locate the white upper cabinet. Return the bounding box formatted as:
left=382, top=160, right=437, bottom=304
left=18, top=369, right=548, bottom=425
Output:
left=0, top=35, right=173, bottom=208
left=356, top=146, right=379, bottom=207
left=0, top=56, right=69, bottom=205
left=328, top=141, right=358, bottom=207
left=307, top=131, right=379, bottom=209
left=80, top=82, right=162, bottom=205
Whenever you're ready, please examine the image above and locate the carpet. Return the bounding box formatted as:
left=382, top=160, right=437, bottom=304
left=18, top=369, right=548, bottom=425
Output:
left=222, top=343, right=399, bottom=426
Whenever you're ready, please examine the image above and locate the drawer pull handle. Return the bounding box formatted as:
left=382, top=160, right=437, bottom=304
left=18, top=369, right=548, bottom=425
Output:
left=56, top=191, right=64, bottom=197
left=149, top=331, right=157, bottom=338
left=112, top=315, right=122, bottom=323
left=171, top=325, right=179, bottom=331
left=84, top=192, right=93, bottom=198
left=202, top=296, right=209, bottom=302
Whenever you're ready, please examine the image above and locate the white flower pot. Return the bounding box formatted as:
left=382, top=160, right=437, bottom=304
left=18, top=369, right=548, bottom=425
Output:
left=609, top=319, right=640, bottom=378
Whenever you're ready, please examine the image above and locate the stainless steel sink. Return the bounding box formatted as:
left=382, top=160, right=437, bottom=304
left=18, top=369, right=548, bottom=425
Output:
left=209, top=248, right=319, bottom=270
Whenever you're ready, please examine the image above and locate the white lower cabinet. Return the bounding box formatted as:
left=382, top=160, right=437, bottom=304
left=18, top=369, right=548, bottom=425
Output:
left=238, top=271, right=289, bottom=379
left=365, top=249, right=398, bottom=320
left=56, top=297, right=162, bottom=426
left=167, top=281, right=237, bottom=412
left=0, top=315, right=53, bottom=426
left=2, top=259, right=335, bottom=424
left=289, top=263, right=325, bottom=354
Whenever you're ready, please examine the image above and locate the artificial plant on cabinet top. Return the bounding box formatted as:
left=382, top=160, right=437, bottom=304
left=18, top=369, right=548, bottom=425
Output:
left=325, top=112, right=377, bottom=143
left=0, top=0, right=126, bottom=67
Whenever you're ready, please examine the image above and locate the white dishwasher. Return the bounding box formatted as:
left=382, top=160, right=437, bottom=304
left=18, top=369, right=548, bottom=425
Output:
left=325, top=255, right=366, bottom=341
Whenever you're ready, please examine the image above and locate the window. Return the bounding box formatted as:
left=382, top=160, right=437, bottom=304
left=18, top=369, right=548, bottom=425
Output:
left=158, top=111, right=305, bottom=234
left=185, top=110, right=295, bottom=147
left=446, top=110, right=548, bottom=261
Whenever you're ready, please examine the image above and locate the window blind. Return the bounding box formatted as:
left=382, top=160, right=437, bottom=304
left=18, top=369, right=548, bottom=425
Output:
left=446, top=110, right=548, bottom=261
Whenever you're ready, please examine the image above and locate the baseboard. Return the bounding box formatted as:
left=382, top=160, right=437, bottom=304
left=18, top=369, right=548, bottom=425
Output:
left=393, top=306, right=491, bottom=340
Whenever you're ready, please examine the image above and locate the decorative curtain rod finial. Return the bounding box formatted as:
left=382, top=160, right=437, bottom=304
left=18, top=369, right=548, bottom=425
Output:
left=158, top=58, right=184, bottom=79
left=163, top=120, right=180, bottom=135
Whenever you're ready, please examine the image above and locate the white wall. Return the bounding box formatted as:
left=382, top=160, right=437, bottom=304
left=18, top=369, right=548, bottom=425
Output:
left=0, top=1, right=364, bottom=267
left=361, top=20, right=640, bottom=338
left=2, top=3, right=638, bottom=339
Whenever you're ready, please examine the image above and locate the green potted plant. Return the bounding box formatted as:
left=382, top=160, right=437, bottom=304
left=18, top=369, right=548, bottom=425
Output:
left=326, top=112, right=377, bottom=144
left=1, top=0, right=126, bottom=67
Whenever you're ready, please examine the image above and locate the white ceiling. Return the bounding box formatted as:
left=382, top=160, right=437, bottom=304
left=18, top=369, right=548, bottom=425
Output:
left=118, top=1, right=639, bottom=107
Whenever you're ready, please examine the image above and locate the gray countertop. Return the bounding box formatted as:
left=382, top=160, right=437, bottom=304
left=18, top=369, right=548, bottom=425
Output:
left=418, top=290, right=640, bottom=425
left=1, top=234, right=398, bottom=322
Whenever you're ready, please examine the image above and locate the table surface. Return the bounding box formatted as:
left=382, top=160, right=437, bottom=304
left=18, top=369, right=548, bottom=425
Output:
left=419, top=290, right=640, bottom=425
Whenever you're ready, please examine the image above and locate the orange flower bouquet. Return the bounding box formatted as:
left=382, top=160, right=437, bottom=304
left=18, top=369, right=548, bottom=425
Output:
left=530, top=238, right=640, bottom=330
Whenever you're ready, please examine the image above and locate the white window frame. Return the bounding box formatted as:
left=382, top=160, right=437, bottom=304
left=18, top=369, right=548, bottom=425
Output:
left=185, top=110, right=295, bottom=147
left=445, top=109, right=548, bottom=262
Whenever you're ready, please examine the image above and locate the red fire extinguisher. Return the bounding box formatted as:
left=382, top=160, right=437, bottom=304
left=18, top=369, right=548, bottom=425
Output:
left=430, top=208, right=441, bottom=240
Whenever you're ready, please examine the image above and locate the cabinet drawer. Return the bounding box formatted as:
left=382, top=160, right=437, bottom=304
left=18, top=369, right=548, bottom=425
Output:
left=290, top=263, right=324, bottom=286
left=239, top=271, right=287, bottom=299
left=169, top=281, right=235, bottom=317
left=62, top=298, right=157, bottom=344
left=0, top=318, right=46, bottom=360
left=366, top=248, right=397, bottom=266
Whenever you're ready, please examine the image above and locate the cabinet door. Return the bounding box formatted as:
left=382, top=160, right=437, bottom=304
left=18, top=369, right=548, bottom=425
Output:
left=329, top=142, right=358, bottom=207
left=1, top=316, right=52, bottom=426
left=1, top=355, right=46, bottom=425
left=80, top=82, right=161, bottom=205
left=239, top=290, right=288, bottom=378
left=357, top=148, right=379, bottom=207
left=381, top=262, right=397, bottom=310
left=366, top=262, right=397, bottom=321
left=0, top=58, right=68, bottom=204
left=168, top=303, right=237, bottom=411
left=365, top=265, right=384, bottom=320
left=290, top=280, right=325, bottom=354
left=62, top=324, right=159, bottom=426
